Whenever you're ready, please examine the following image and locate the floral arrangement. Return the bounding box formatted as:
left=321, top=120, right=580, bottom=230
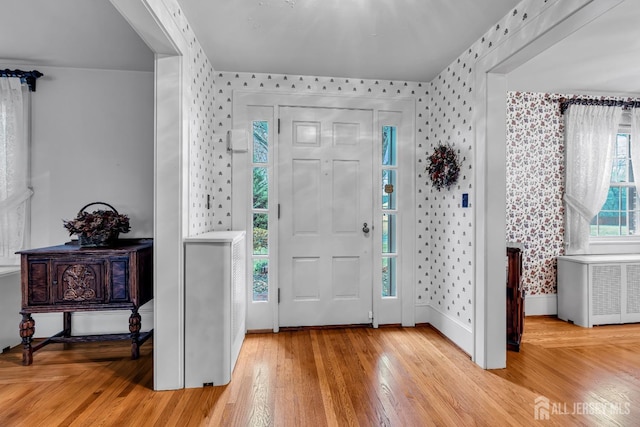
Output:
left=63, top=203, right=130, bottom=247
left=427, top=143, right=461, bottom=191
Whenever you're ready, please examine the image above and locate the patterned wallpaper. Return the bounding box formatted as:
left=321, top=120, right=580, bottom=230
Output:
left=158, top=0, right=219, bottom=236
left=214, top=72, right=431, bottom=293
left=426, top=0, right=559, bottom=325
left=172, top=0, right=567, bottom=323
left=505, top=91, right=640, bottom=296
left=506, top=92, right=565, bottom=296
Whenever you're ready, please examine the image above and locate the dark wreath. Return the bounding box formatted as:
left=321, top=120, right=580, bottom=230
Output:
left=427, top=144, right=461, bottom=191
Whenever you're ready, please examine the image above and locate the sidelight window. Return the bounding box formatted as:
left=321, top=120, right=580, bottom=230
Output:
left=382, top=125, right=397, bottom=297
left=251, top=121, right=269, bottom=301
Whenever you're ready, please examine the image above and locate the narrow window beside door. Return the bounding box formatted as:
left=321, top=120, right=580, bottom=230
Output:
left=382, top=126, right=397, bottom=297
left=252, top=121, right=269, bottom=301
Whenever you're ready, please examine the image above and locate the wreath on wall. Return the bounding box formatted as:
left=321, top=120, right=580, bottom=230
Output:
left=427, top=144, right=461, bottom=191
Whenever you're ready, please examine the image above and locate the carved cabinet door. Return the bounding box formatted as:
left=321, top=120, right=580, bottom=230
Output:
left=52, top=260, right=106, bottom=304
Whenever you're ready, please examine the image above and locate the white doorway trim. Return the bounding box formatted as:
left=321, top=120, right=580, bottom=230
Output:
left=474, top=0, right=624, bottom=369
left=110, top=0, right=188, bottom=390
left=232, top=91, right=416, bottom=331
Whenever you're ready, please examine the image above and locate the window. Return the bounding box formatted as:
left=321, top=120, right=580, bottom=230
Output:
left=381, top=125, right=397, bottom=297
left=590, top=131, right=640, bottom=237
left=0, top=78, right=31, bottom=264
left=251, top=121, right=269, bottom=301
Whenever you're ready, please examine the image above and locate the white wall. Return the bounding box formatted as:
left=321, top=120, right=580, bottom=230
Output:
left=28, top=65, right=154, bottom=247
left=0, top=63, right=154, bottom=338
left=0, top=269, right=21, bottom=350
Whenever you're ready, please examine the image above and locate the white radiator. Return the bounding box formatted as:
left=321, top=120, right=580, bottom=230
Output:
left=557, top=254, right=640, bottom=327
left=184, top=231, right=246, bottom=387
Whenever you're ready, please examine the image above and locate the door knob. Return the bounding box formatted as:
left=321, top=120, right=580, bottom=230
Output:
left=362, top=223, right=370, bottom=234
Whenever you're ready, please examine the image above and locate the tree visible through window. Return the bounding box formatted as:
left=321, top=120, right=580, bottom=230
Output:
left=252, top=121, right=269, bottom=301
left=590, top=132, right=640, bottom=236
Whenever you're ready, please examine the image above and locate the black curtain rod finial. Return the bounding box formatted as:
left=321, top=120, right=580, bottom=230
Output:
left=0, top=69, right=44, bottom=92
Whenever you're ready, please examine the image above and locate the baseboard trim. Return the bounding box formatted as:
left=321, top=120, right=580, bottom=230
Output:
left=32, top=302, right=154, bottom=338
left=415, top=304, right=430, bottom=324
left=425, top=305, right=473, bottom=356
left=525, top=294, right=557, bottom=316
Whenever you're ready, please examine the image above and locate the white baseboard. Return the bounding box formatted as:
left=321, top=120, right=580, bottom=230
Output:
left=415, top=304, right=430, bottom=324
left=525, top=294, right=557, bottom=316
left=32, top=301, right=154, bottom=338
left=424, top=305, right=473, bottom=356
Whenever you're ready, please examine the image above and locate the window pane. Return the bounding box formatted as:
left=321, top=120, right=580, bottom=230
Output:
left=382, top=257, right=396, bottom=297
left=590, top=215, right=598, bottom=236
left=382, top=126, right=397, bottom=166
left=612, top=134, right=630, bottom=182
left=596, top=211, right=621, bottom=236
left=630, top=187, right=640, bottom=235
left=253, top=167, right=268, bottom=209
left=253, top=213, right=268, bottom=255
left=382, top=170, right=397, bottom=210
left=616, top=133, right=629, bottom=158
left=602, top=187, right=620, bottom=212
left=253, top=121, right=268, bottom=163
left=382, top=213, right=396, bottom=253
left=252, top=259, right=269, bottom=302
left=629, top=133, right=635, bottom=182
left=611, top=158, right=627, bottom=183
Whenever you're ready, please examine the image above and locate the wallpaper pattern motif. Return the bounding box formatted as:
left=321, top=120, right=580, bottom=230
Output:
left=426, top=0, right=558, bottom=325
left=505, top=92, right=640, bottom=296
left=177, top=0, right=563, bottom=325
left=162, top=0, right=218, bottom=235
left=506, top=92, right=565, bottom=295
left=214, top=72, right=431, bottom=296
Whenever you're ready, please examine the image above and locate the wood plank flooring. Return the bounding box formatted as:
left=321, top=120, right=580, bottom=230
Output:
left=0, top=316, right=638, bottom=426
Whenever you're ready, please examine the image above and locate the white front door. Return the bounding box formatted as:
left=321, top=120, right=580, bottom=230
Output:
left=278, top=106, right=373, bottom=327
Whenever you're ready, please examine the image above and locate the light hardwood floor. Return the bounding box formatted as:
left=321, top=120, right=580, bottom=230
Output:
left=0, top=316, right=638, bottom=426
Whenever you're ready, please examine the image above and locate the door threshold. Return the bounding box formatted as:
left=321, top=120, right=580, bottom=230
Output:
left=278, top=323, right=373, bottom=332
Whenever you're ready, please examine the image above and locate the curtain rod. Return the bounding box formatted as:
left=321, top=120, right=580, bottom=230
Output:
left=556, top=97, right=640, bottom=115
left=0, top=69, right=43, bottom=92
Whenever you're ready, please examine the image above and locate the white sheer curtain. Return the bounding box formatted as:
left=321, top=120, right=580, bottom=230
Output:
left=0, top=77, right=32, bottom=264
left=564, top=104, right=622, bottom=254
left=630, top=109, right=640, bottom=204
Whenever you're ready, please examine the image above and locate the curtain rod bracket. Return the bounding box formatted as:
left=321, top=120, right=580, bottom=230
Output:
left=0, top=69, right=44, bottom=92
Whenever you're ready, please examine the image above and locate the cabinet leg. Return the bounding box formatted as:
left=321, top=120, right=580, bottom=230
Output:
left=129, top=309, right=141, bottom=360
left=63, top=312, right=72, bottom=350
left=19, top=312, right=35, bottom=366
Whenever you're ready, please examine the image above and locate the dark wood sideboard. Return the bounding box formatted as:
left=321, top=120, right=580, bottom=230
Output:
left=16, top=239, right=153, bottom=365
left=507, top=246, right=524, bottom=352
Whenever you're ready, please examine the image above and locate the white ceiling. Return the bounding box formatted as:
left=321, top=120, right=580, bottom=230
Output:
left=0, top=0, right=153, bottom=72
left=0, top=0, right=521, bottom=82
left=178, top=0, right=521, bottom=82
left=2, top=0, right=637, bottom=92
left=508, top=0, right=640, bottom=96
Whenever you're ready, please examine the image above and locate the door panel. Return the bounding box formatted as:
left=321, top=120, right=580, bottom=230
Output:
left=292, top=159, right=321, bottom=235
left=332, top=160, right=359, bottom=233
left=279, top=106, right=373, bottom=327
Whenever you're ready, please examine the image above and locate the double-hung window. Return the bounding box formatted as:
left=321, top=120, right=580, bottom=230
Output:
left=590, top=130, right=640, bottom=237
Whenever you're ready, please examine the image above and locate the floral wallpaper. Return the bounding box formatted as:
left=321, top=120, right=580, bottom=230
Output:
left=506, top=91, right=565, bottom=295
